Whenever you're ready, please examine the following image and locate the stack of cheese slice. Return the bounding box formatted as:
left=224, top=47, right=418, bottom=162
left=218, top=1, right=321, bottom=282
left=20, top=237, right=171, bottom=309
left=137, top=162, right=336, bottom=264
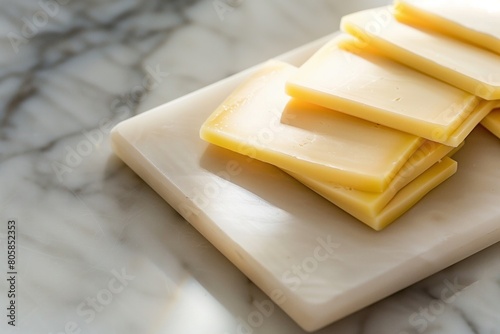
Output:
left=200, top=0, right=500, bottom=231
left=340, top=1, right=500, bottom=138
left=389, top=0, right=500, bottom=139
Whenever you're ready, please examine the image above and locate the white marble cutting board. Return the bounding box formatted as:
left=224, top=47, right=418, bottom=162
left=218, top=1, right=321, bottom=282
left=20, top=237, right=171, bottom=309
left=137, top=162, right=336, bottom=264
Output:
left=110, top=34, right=500, bottom=332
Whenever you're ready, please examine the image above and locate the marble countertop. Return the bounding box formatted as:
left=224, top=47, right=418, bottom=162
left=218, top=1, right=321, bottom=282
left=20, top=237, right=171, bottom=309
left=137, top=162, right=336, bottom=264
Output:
left=1, top=0, right=499, bottom=333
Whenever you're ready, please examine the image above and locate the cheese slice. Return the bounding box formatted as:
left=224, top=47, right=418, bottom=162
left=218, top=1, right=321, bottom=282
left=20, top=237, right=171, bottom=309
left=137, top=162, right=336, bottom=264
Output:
left=340, top=7, right=500, bottom=100
left=286, top=137, right=453, bottom=219
left=446, top=100, right=499, bottom=145
left=286, top=34, right=482, bottom=146
left=291, top=157, right=457, bottom=231
left=200, top=60, right=423, bottom=193
left=394, top=0, right=500, bottom=55
left=482, top=110, right=500, bottom=139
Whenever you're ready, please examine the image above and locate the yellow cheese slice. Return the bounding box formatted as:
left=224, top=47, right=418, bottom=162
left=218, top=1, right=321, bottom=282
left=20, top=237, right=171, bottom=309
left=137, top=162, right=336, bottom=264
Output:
left=200, top=60, right=424, bottom=193
left=340, top=7, right=500, bottom=100
left=286, top=137, right=453, bottom=219
left=394, top=0, right=500, bottom=55
left=286, top=34, right=482, bottom=147
left=446, top=100, right=500, bottom=146
left=482, top=110, right=500, bottom=139
left=292, top=157, right=457, bottom=231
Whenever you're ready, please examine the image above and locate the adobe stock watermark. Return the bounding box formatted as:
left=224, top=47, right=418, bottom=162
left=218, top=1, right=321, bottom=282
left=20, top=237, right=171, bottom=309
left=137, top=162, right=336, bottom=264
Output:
left=341, top=6, right=393, bottom=64
left=222, top=235, right=340, bottom=334
left=51, top=64, right=169, bottom=182
left=178, top=159, right=243, bottom=219
left=398, top=277, right=476, bottom=334
left=430, top=100, right=472, bottom=143
left=474, top=73, right=500, bottom=99
left=430, top=73, right=500, bottom=142
left=223, top=298, right=275, bottom=334
left=212, top=0, right=244, bottom=21
left=6, top=0, right=72, bottom=54
left=384, top=140, right=445, bottom=194
left=281, top=235, right=341, bottom=291
left=48, top=267, right=135, bottom=334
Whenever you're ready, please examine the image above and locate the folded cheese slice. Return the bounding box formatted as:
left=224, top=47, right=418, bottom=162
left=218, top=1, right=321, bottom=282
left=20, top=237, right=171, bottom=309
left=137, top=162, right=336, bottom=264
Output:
left=200, top=60, right=423, bottom=193
left=482, top=110, right=500, bottom=139
left=286, top=34, right=494, bottom=146
left=291, top=157, right=457, bottom=231
left=340, top=7, right=500, bottom=100
left=393, top=0, right=500, bottom=55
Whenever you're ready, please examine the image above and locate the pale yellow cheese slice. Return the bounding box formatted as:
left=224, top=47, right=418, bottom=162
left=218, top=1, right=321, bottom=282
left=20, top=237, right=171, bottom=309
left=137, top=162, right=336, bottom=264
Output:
left=394, top=0, right=500, bottom=55
left=200, top=60, right=423, bottom=193
left=292, top=157, right=457, bottom=231
left=446, top=100, right=500, bottom=146
left=286, top=34, right=481, bottom=146
left=286, top=137, right=453, bottom=219
left=482, top=110, right=500, bottom=139
left=340, top=7, right=500, bottom=100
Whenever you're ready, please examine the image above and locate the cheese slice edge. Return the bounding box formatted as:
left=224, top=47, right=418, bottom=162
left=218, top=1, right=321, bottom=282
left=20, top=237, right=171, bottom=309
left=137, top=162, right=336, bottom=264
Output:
left=340, top=6, right=500, bottom=100
left=393, top=0, right=500, bottom=55
left=481, top=110, right=500, bottom=139
left=291, top=157, right=457, bottom=231
left=200, top=60, right=423, bottom=192
left=286, top=34, right=481, bottom=146
left=287, top=140, right=453, bottom=218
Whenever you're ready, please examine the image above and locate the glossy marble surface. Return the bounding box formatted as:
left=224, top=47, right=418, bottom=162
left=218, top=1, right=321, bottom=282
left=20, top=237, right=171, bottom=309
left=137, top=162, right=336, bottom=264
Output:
left=1, top=0, right=500, bottom=333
